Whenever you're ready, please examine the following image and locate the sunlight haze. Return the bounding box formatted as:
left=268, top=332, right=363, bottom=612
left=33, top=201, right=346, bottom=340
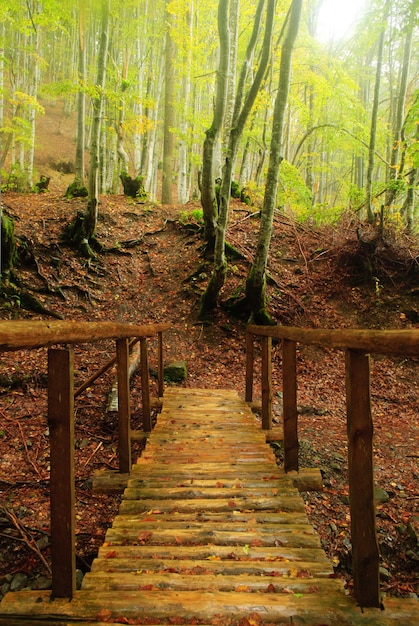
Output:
left=317, top=0, right=367, bottom=41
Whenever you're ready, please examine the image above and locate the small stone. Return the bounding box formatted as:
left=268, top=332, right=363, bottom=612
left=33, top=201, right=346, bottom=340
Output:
left=374, top=486, right=389, bottom=503
left=32, top=576, right=51, bottom=590
left=379, top=567, right=391, bottom=581
left=76, top=569, right=84, bottom=590
left=10, top=572, right=28, bottom=591
left=1, top=582, right=10, bottom=596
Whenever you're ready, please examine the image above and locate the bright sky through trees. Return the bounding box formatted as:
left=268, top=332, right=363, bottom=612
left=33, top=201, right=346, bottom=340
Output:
left=317, top=0, right=367, bottom=41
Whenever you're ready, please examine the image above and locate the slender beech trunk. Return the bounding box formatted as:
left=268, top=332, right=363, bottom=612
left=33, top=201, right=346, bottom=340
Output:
left=366, top=4, right=389, bottom=224
left=200, top=0, right=276, bottom=318
left=385, top=0, right=415, bottom=211
left=162, top=4, right=176, bottom=204
left=74, top=0, right=109, bottom=255
left=200, top=0, right=230, bottom=248
left=245, top=0, right=303, bottom=324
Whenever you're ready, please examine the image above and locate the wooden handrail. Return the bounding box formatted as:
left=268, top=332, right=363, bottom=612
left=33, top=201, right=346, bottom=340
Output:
left=245, top=324, right=419, bottom=609
left=247, top=323, right=419, bottom=355
left=0, top=320, right=171, bottom=600
left=0, top=320, right=170, bottom=351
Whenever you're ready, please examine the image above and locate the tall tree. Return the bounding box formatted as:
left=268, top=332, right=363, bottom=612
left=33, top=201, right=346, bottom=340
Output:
left=365, top=2, right=389, bottom=224
left=199, top=0, right=276, bottom=318
left=200, top=0, right=230, bottom=248
left=162, top=1, right=176, bottom=204
left=68, top=0, right=110, bottom=256
left=245, top=0, right=303, bottom=323
left=385, top=0, right=417, bottom=210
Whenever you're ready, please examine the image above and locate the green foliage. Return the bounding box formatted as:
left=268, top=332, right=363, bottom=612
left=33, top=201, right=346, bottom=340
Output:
left=277, top=161, right=312, bottom=213
left=178, top=208, right=204, bottom=225
left=0, top=165, right=29, bottom=192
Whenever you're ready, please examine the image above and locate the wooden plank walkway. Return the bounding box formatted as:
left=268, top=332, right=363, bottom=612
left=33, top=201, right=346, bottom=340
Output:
left=1, top=388, right=418, bottom=625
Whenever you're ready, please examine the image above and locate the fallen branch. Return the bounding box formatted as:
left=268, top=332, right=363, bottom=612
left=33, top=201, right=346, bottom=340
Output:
left=0, top=505, right=51, bottom=575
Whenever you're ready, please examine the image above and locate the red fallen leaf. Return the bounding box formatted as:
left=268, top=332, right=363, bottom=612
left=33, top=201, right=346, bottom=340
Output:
left=251, top=538, right=263, bottom=546
left=228, top=500, right=236, bottom=508
left=267, top=583, right=276, bottom=592
left=138, top=584, right=154, bottom=591
left=297, top=568, right=312, bottom=578
left=96, top=608, right=112, bottom=621
left=138, top=531, right=153, bottom=543
left=215, top=481, right=225, bottom=488
left=105, top=550, right=117, bottom=559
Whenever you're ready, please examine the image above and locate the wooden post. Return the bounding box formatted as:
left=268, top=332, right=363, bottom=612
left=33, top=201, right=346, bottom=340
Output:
left=48, top=348, right=76, bottom=599
left=245, top=329, right=254, bottom=403
left=157, top=331, right=164, bottom=398
left=346, top=349, right=380, bottom=608
left=283, top=339, right=298, bottom=472
left=140, top=337, right=152, bottom=432
left=116, top=338, right=131, bottom=473
left=261, top=335, right=272, bottom=429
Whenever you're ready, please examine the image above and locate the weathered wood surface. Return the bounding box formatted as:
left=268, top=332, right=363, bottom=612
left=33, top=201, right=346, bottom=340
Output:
left=247, top=323, right=419, bottom=356
left=0, top=320, right=171, bottom=351
left=1, top=388, right=418, bottom=625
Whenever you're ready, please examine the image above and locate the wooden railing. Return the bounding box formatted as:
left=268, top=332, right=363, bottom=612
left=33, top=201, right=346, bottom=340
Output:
left=0, top=320, right=170, bottom=600
left=246, top=324, right=419, bottom=609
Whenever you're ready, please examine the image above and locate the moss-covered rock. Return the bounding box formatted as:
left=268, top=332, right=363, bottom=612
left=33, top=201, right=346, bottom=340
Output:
left=164, top=361, right=187, bottom=383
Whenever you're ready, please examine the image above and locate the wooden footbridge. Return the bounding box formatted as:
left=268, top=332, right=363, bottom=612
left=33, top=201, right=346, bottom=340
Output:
left=0, top=321, right=418, bottom=625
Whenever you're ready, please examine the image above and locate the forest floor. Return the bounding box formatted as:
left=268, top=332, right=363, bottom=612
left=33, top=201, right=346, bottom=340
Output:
left=0, top=186, right=418, bottom=603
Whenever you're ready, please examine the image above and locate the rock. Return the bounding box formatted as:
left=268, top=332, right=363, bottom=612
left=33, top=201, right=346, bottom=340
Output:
left=164, top=361, right=187, bottom=383
left=76, top=569, right=84, bottom=590
left=10, top=572, right=28, bottom=591
left=1, top=582, right=10, bottom=596
left=379, top=567, right=391, bottom=581
left=374, top=486, right=389, bottom=503
left=31, top=575, right=51, bottom=590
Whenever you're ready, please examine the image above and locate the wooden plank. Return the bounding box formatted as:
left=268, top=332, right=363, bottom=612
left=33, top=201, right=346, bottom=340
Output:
left=47, top=348, right=76, bottom=599
left=119, top=495, right=306, bottom=514
left=346, top=349, right=380, bottom=608
left=94, top=543, right=333, bottom=566
left=103, top=526, right=321, bottom=549
left=82, top=571, right=344, bottom=594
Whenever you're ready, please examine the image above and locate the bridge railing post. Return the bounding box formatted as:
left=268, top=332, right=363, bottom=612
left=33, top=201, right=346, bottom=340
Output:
left=245, top=329, right=254, bottom=403
left=140, top=337, right=152, bottom=432
left=157, top=331, right=164, bottom=398
left=48, top=348, right=76, bottom=599
left=116, top=338, right=131, bottom=473
left=261, top=335, right=272, bottom=429
left=282, top=338, right=298, bottom=472
left=345, top=349, right=380, bottom=608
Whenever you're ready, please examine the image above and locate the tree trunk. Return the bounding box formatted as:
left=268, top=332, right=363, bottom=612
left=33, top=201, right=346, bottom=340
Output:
left=365, top=4, right=388, bottom=224
left=66, top=0, right=87, bottom=200
left=245, top=0, right=303, bottom=324
left=200, top=0, right=230, bottom=249
left=385, top=0, right=415, bottom=211
left=177, top=3, right=194, bottom=205
left=72, top=0, right=109, bottom=256
left=162, top=3, right=176, bottom=204
left=200, top=0, right=275, bottom=318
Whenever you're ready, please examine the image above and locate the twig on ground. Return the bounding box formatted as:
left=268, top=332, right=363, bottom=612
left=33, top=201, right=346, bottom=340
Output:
left=0, top=505, right=52, bottom=575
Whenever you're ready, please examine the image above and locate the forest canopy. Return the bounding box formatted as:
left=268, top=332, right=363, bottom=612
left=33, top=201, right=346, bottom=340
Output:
left=0, top=0, right=418, bottom=228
